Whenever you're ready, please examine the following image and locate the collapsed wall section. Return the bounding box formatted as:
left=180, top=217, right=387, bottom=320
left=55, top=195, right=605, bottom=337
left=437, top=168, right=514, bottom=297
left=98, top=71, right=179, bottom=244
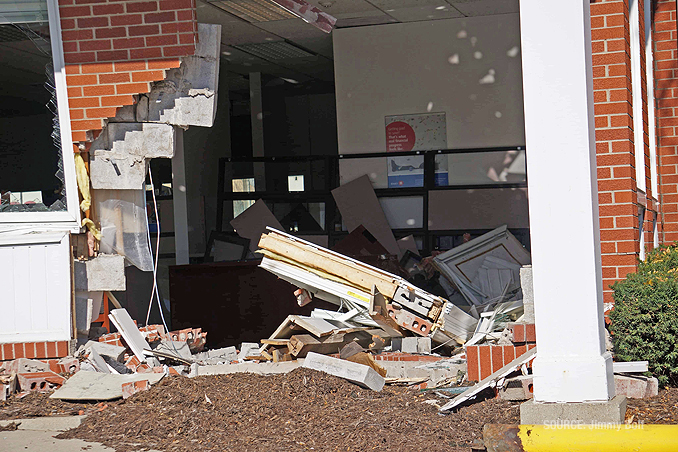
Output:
left=58, top=0, right=199, bottom=142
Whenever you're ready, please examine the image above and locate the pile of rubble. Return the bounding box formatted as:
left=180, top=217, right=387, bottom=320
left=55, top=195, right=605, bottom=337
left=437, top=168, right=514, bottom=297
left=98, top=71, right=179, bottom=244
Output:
left=0, top=223, right=659, bottom=409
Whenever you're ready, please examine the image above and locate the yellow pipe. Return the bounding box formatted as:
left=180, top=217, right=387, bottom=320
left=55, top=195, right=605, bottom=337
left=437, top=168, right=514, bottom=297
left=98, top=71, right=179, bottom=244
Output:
left=516, top=424, right=678, bottom=452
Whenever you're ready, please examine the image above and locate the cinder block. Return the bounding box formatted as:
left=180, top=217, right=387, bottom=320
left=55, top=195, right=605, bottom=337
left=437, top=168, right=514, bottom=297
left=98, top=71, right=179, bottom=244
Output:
left=16, top=371, right=65, bottom=392
left=1, top=358, right=49, bottom=374
left=615, top=374, right=656, bottom=399
left=417, top=337, right=432, bottom=354
left=121, top=379, right=150, bottom=399
left=74, top=254, right=126, bottom=291
left=57, top=357, right=80, bottom=374
left=499, top=375, right=533, bottom=401
left=238, top=343, right=260, bottom=362
left=401, top=337, right=418, bottom=354
left=302, top=352, right=385, bottom=391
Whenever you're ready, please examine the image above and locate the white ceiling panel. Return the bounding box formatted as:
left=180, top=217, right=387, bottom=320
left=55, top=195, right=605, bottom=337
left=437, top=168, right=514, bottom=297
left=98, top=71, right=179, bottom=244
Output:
left=385, top=4, right=462, bottom=22
left=198, top=0, right=283, bottom=45
left=448, top=0, right=518, bottom=17
left=335, top=12, right=397, bottom=27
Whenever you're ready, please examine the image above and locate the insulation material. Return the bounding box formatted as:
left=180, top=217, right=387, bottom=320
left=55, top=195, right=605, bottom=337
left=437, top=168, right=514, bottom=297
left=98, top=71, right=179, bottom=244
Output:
left=96, top=189, right=153, bottom=272
left=74, top=153, right=91, bottom=213
left=332, top=175, right=399, bottom=255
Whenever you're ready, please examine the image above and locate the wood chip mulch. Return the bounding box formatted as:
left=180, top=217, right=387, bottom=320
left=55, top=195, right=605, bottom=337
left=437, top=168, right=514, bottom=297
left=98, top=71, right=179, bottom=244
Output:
left=53, top=368, right=519, bottom=452
left=1, top=369, right=676, bottom=452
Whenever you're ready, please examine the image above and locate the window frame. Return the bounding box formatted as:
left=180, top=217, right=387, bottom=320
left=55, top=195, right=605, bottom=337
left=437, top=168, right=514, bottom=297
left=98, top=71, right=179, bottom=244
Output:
left=0, top=0, right=80, bottom=231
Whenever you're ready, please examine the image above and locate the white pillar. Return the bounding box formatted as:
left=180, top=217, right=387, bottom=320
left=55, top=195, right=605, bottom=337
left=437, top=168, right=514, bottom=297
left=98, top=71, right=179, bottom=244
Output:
left=250, top=72, right=266, bottom=191
left=520, top=0, right=615, bottom=402
left=172, top=127, right=190, bottom=265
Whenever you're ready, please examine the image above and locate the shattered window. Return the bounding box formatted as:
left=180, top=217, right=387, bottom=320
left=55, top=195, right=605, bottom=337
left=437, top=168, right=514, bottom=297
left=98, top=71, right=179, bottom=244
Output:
left=0, top=3, right=67, bottom=213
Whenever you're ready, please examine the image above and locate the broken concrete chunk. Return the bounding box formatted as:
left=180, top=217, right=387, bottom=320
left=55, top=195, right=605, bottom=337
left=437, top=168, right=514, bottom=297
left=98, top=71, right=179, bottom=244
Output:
left=108, top=308, right=152, bottom=363
left=614, top=375, right=659, bottom=399
left=83, top=348, right=111, bottom=374
left=417, top=337, right=432, bottom=354
left=499, top=375, right=533, bottom=401
left=401, top=337, right=418, bottom=354
left=82, top=341, right=126, bottom=363
left=121, top=379, right=150, bottom=399
left=154, top=341, right=193, bottom=362
left=303, top=352, right=385, bottom=392
left=17, top=371, right=65, bottom=393
left=238, top=343, right=260, bottom=362
left=74, top=254, right=126, bottom=292
left=0, top=358, right=49, bottom=375
left=144, top=23, right=221, bottom=127
left=50, top=371, right=164, bottom=401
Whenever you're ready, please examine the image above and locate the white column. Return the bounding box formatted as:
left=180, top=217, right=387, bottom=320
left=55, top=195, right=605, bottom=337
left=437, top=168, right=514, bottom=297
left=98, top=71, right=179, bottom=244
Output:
left=250, top=72, right=266, bottom=190
left=172, top=127, right=190, bottom=265
left=520, top=0, right=615, bottom=402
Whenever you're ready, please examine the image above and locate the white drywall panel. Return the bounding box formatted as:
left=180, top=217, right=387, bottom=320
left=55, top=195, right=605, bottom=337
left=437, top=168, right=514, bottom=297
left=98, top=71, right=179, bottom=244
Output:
left=333, top=14, right=525, bottom=154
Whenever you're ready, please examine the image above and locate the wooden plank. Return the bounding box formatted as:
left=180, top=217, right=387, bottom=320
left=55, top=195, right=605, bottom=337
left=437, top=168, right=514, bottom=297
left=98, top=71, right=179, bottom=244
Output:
left=289, top=333, right=347, bottom=358
left=290, top=316, right=338, bottom=338
left=261, top=339, right=291, bottom=346
left=258, top=232, right=399, bottom=298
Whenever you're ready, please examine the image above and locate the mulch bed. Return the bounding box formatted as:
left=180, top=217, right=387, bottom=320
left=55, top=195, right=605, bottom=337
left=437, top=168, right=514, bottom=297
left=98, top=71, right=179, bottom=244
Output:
left=1, top=369, right=676, bottom=451
left=53, top=368, right=519, bottom=452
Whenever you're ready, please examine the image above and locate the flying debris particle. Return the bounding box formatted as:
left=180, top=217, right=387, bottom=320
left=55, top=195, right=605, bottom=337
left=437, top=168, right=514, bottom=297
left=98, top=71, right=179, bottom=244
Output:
left=436, top=5, right=447, bottom=10
left=495, top=111, right=503, bottom=118
left=470, top=36, right=477, bottom=47
left=448, top=54, right=459, bottom=64
left=479, top=69, right=496, bottom=85
left=457, top=30, right=467, bottom=39
left=507, top=46, right=520, bottom=57
left=474, top=51, right=483, bottom=59
left=427, top=102, right=434, bottom=112
left=222, top=51, right=231, bottom=56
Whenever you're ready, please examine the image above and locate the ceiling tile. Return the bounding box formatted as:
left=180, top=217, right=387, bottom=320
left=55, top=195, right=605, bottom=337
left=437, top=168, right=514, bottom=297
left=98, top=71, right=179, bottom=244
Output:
left=256, top=18, right=329, bottom=40
left=303, top=0, right=381, bottom=15
left=368, top=0, right=444, bottom=9
left=448, top=0, right=518, bottom=17
left=385, top=4, right=462, bottom=22
left=198, top=2, right=283, bottom=45
left=335, top=12, right=397, bottom=27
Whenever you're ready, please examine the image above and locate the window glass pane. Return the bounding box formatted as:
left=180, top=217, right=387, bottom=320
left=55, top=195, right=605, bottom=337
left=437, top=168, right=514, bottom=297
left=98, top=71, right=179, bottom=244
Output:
left=435, top=150, right=526, bottom=186
left=0, top=15, right=67, bottom=213
left=379, top=196, right=423, bottom=229
left=232, top=177, right=255, bottom=218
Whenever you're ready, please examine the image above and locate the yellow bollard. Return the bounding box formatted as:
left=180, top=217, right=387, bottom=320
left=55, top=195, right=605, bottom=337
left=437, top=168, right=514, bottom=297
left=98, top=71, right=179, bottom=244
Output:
left=483, top=424, right=678, bottom=452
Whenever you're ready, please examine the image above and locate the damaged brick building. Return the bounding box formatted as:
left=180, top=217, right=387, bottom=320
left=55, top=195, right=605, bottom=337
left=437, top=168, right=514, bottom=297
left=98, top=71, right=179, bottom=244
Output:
left=0, top=0, right=676, bottom=418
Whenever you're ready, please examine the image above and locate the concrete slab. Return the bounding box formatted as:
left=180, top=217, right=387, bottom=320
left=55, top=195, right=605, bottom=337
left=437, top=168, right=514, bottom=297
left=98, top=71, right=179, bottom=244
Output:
left=196, top=360, right=302, bottom=376
left=0, top=415, right=85, bottom=431
left=520, top=394, right=627, bottom=425
left=82, top=341, right=126, bottom=362
left=0, top=430, right=118, bottom=452
left=303, top=352, right=385, bottom=391
left=50, top=371, right=164, bottom=401
left=154, top=341, right=193, bottom=361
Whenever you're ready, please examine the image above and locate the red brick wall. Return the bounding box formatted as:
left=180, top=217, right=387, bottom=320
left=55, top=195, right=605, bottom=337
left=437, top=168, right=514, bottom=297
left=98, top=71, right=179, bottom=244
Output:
left=1, top=341, right=71, bottom=361
left=590, top=0, right=660, bottom=302
left=58, top=0, right=198, bottom=142
left=654, top=0, right=678, bottom=243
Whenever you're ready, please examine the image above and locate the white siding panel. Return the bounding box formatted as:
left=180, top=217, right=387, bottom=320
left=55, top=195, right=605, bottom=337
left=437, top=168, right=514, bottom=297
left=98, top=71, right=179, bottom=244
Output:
left=0, top=234, right=72, bottom=343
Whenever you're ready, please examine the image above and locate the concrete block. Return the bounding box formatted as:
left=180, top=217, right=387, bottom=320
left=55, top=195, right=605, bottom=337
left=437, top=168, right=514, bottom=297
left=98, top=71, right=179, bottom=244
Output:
left=302, top=352, right=385, bottom=391
left=89, top=150, right=147, bottom=190
left=154, top=341, right=193, bottom=361
left=520, top=394, right=627, bottom=425
left=74, top=255, right=126, bottom=292
left=1, top=358, right=49, bottom=374
left=121, top=379, right=150, bottom=399
left=82, top=341, right=126, bottom=362
left=143, top=23, right=221, bottom=127
left=50, top=371, right=164, bottom=401
left=401, top=337, right=418, bottom=354
left=57, top=357, right=80, bottom=374
left=107, top=123, right=175, bottom=158
left=520, top=265, right=534, bottom=323
left=208, top=346, right=237, bottom=359
left=74, top=292, right=95, bottom=336
left=615, top=375, right=657, bottom=399
left=238, top=343, right=260, bottom=362
left=417, top=337, right=432, bottom=354
left=499, top=375, right=533, bottom=401
left=196, top=360, right=301, bottom=377
left=390, top=337, right=403, bottom=351
left=16, top=371, right=65, bottom=392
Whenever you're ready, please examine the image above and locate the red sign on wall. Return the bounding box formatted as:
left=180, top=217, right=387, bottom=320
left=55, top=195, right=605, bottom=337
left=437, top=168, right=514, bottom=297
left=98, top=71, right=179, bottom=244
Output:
left=386, top=121, right=416, bottom=152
